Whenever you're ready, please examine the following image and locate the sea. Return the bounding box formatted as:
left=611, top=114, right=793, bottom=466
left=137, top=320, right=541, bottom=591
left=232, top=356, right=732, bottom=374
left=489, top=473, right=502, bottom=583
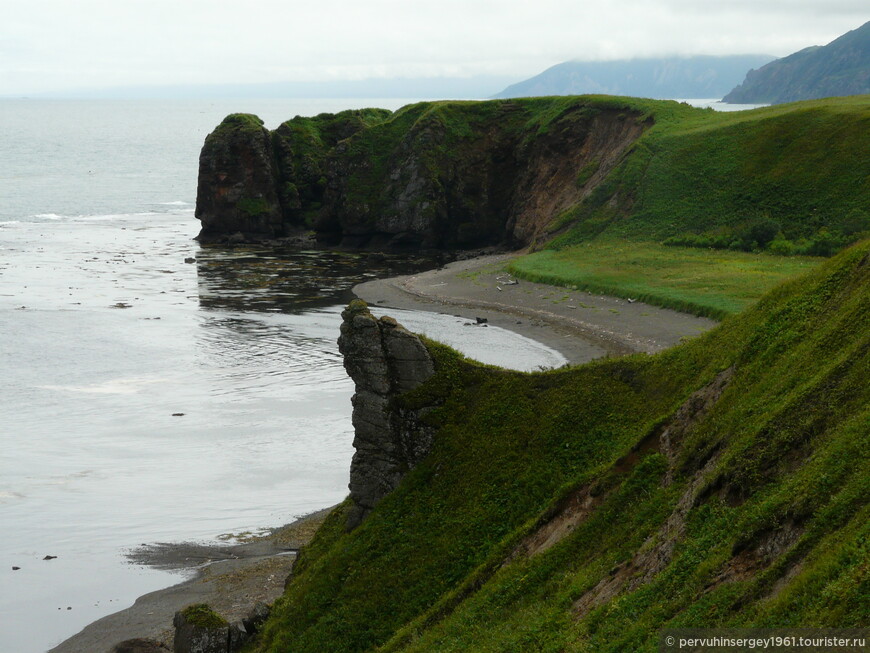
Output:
left=0, top=96, right=759, bottom=652
left=0, top=97, right=574, bottom=652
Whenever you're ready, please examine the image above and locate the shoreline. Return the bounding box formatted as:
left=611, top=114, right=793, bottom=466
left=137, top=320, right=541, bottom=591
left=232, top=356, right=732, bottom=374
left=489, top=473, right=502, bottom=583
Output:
left=354, top=253, right=717, bottom=365
left=50, top=254, right=717, bottom=652
left=48, top=508, right=334, bottom=653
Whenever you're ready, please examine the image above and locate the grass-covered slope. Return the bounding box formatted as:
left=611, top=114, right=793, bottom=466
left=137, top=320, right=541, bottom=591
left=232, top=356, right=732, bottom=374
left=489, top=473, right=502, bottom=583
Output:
left=547, top=95, right=870, bottom=254
left=199, top=95, right=868, bottom=256
left=508, top=240, right=821, bottom=319
left=252, top=240, right=869, bottom=652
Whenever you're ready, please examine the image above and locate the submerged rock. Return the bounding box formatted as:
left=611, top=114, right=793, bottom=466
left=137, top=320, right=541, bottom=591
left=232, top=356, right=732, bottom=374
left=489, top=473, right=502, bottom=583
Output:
left=338, top=300, right=437, bottom=529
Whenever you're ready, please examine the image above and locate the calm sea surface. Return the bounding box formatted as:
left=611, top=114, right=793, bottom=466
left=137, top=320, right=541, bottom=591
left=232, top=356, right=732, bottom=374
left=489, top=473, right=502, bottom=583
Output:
left=0, top=98, right=568, bottom=652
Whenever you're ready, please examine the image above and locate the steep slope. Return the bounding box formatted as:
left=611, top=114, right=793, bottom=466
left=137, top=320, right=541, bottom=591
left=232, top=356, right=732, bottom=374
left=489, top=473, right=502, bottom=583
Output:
left=196, top=97, right=650, bottom=248
left=724, top=21, right=870, bottom=104
left=546, top=95, right=870, bottom=257
left=195, top=96, right=869, bottom=257
left=495, top=56, right=774, bottom=100
left=253, top=240, right=869, bottom=652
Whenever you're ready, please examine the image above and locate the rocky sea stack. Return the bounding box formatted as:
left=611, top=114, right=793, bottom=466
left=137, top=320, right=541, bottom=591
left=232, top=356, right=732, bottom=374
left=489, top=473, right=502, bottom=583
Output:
left=337, top=300, right=438, bottom=529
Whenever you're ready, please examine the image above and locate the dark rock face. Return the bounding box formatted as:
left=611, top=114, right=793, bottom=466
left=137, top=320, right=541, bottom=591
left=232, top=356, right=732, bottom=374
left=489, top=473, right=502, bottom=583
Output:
left=172, top=604, right=251, bottom=653
left=112, top=639, right=169, bottom=653
left=194, top=99, right=649, bottom=249
left=195, top=114, right=282, bottom=243
left=338, top=300, right=437, bottom=529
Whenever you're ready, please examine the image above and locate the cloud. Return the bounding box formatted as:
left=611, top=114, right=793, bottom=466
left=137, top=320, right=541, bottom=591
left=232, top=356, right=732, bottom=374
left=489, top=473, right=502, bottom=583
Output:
left=1, top=0, right=866, bottom=94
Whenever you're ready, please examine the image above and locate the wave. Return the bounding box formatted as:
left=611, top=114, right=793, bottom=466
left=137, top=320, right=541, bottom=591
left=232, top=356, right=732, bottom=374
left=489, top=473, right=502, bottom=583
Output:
left=157, top=200, right=192, bottom=206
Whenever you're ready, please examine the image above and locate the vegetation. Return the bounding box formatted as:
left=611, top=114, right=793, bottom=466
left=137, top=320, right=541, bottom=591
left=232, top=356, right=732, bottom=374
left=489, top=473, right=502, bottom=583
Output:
left=545, top=95, right=870, bottom=254
left=200, top=94, right=869, bottom=651
left=509, top=240, right=821, bottom=319
left=251, top=240, right=869, bottom=652
left=273, top=108, right=393, bottom=227
left=180, top=603, right=228, bottom=629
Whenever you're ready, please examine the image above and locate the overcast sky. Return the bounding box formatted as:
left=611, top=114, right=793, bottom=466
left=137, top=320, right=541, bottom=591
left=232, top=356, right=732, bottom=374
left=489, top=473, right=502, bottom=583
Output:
left=2, top=0, right=867, bottom=95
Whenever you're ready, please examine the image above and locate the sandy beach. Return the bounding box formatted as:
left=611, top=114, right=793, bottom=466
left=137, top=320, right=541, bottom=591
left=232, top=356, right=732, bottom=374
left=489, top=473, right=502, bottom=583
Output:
left=355, top=254, right=717, bottom=364
left=49, top=254, right=717, bottom=652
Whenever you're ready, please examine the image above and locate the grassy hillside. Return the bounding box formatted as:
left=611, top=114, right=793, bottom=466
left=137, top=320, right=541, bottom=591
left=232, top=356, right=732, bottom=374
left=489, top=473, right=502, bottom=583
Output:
left=508, top=240, right=821, bottom=319
left=546, top=95, right=870, bottom=254
left=250, top=240, right=869, bottom=652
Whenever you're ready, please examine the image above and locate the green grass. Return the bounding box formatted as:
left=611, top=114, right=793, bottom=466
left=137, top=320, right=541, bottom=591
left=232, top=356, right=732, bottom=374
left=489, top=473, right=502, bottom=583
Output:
left=253, top=240, right=870, bottom=652
left=549, top=95, right=870, bottom=254
left=509, top=240, right=821, bottom=319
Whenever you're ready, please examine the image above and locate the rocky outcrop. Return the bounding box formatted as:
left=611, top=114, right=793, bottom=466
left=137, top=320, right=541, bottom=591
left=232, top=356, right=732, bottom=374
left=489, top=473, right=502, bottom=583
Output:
left=338, top=300, right=437, bottom=529
left=195, top=114, right=283, bottom=243
left=195, top=98, right=649, bottom=248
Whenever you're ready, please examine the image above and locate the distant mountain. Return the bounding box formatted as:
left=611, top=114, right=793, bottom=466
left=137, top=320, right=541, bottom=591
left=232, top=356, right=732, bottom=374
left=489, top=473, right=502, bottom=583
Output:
left=493, top=55, right=775, bottom=100
left=724, top=21, right=870, bottom=104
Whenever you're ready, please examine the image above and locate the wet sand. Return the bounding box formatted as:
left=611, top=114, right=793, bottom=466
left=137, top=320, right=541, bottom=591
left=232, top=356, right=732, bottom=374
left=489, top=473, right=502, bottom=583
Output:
left=355, top=254, right=717, bottom=365
left=48, top=508, right=333, bottom=653
left=50, top=254, right=717, bottom=652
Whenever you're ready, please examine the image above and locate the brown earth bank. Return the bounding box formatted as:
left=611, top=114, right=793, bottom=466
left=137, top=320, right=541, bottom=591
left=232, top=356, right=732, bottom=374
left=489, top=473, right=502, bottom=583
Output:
left=49, top=256, right=715, bottom=653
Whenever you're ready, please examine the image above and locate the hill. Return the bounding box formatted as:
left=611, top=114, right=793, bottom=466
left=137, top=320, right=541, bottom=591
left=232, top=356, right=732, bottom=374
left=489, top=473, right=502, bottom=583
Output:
left=250, top=239, right=869, bottom=652
left=196, top=95, right=870, bottom=260
left=493, top=56, right=775, bottom=100
left=723, top=21, right=870, bottom=104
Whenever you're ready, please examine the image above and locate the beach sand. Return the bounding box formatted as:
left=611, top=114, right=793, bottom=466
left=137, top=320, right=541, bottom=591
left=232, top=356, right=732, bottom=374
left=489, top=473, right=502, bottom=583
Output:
left=355, top=254, right=717, bottom=364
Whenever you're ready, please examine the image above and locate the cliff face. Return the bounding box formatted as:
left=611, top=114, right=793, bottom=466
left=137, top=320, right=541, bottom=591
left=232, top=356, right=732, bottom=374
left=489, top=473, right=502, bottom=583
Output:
left=195, top=114, right=283, bottom=243
left=337, top=300, right=437, bottom=529
left=195, top=98, right=649, bottom=248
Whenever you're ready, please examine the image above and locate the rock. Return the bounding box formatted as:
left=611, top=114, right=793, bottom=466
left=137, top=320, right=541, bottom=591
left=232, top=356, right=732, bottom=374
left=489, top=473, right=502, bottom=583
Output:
left=241, top=602, right=271, bottom=635
left=172, top=603, right=244, bottom=653
left=43, top=555, right=57, bottom=560
left=475, top=317, right=488, bottom=324
left=195, top=100, right=647, bottom=249
left=112, top=638, right=169, bottom=653
left=195, top=114, right=283, bottom=243
left=184, top=257, right=196, bottom=264
left=338, top=300, right=437, bottom=529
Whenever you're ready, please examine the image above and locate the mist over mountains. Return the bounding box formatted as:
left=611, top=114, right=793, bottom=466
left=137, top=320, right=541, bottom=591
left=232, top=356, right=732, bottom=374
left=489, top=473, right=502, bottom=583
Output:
left=492, top=55, right=775, bottom=99
left=723, top=20, right=870, bottom=103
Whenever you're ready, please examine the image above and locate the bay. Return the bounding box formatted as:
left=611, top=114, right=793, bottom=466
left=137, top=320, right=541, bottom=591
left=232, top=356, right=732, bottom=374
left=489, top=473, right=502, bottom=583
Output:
left=0, top=98, right=566, bottom=652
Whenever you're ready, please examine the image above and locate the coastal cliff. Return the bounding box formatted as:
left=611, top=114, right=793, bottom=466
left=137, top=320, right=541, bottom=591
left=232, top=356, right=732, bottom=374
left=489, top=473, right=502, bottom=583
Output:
left=252, top=241, right=870, bottom=652
left=195, top=98, right=648, bottom=248
left=195, top=95, right=869, bottom=256
left=337, top=300, right=437, bottom=529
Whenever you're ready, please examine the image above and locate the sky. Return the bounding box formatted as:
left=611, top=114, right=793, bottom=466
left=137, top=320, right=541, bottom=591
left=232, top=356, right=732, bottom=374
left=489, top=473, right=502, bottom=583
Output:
left=1, top=0, right=867, bottom=95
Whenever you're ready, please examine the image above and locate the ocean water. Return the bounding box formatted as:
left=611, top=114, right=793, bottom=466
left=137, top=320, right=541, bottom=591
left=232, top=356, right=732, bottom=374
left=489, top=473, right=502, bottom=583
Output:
left=0, top=99, right=567, bottom=652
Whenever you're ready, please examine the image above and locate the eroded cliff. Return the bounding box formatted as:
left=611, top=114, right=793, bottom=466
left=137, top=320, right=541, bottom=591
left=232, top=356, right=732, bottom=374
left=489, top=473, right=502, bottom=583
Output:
left=195, top=98, right=649, bottom=248
left=337, top=300, right=438, bottom=529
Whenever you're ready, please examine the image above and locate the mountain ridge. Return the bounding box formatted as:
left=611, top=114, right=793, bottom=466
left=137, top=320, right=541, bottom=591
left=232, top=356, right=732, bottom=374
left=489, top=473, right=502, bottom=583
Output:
left=723, top=21, right=870, bottom=103
left=493, top=55, right=775, bottom=99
